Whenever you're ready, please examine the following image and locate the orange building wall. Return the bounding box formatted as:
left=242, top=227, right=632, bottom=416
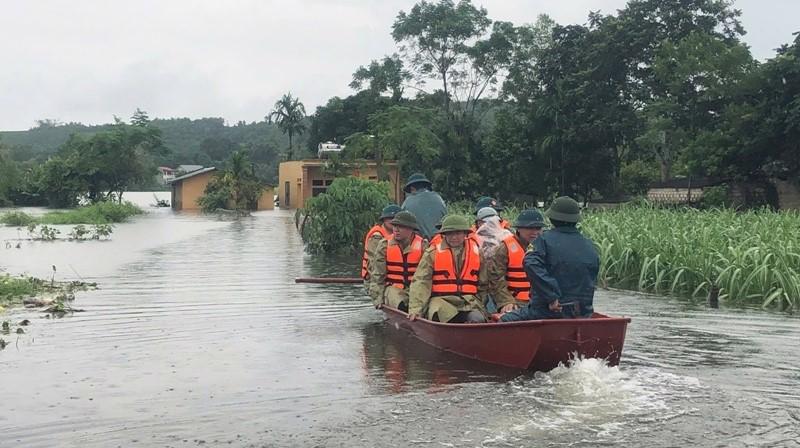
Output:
left=277, top=160, right=402, bottom=209
left=177, top=172, right=215, bottom=210
left=277, top=161, right=304, bottom=209
left=257, top=187, right=275, bottom=210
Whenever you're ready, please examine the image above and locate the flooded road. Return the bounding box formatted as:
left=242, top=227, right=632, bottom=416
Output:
left=1, top=193, right=799, bottom=447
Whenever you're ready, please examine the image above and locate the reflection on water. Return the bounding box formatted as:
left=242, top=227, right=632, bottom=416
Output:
left=1, top=194, right=799, bottom=447
left=361, top=322, right=519, bottom=395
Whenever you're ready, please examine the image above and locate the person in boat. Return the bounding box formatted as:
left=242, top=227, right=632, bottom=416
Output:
left=408, top=215, right=489, bottom=323
left=489, top=209, right=546, bottom=314
left=500, top=197, right=599, bottom=321
left=428, top=206, right=499, bottom=249
left=472, top=196, right=512, bottom=232
left=368, top=211, right=424, bottom=311
left=401, top=173, right=446, bottom=241
left=362, top=204, right=402, bottom=289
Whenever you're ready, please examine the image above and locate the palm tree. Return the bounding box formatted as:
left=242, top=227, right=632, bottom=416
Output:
left=267, top=93, right=306, bottom=160
left=222, top=150, right=260, bottom=210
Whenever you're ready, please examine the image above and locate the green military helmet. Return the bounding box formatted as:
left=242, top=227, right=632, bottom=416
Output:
left=436, top=215, right=472, bottom=234
left=474, top=196, right=504, bottom=214
left=390, top=210, right=418, bottom=230
left=379, top=204, right=402, bottom=220
left=514, top=209, right=546, bottom=228
left=403, top=172, right=433, bottom=193
left=545, top=196, right=581, bottom=223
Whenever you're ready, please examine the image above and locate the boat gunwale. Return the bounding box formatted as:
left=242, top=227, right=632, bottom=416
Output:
left=379, top=305, right=631, bottom=329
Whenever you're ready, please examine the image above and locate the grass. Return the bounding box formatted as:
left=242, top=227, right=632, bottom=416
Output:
left=1, top=201, right=143, bottom=226
left=0, top=211, right=36, bottom=226
left=0, top=275, right=43, bottom=307
left=449, top=201, right=800, bottom=312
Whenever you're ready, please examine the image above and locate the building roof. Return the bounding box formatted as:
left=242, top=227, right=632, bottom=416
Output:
left=284, top=159, right=399, bottom=167
left=170, top=167, right=216, bottom=184
left=177, top=164, right=204, bottom=173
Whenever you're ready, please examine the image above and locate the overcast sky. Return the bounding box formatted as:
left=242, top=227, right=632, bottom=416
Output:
left=1, top=0, right=797, bottom=131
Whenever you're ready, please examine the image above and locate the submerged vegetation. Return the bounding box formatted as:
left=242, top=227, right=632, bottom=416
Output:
left=298, top=176, right=391, bottom=254
left=582, top=206, right=800, bottom=312
left=0, top=274, right=95, bottom=309
left=0, top=201, right=142, bottom=227
left=38, top=201, right=143, bottom=224
left=464, top=203, right=800, bottom=311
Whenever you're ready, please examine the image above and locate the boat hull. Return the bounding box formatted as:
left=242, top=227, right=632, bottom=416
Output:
left=380, top=306, right=630, bottom=371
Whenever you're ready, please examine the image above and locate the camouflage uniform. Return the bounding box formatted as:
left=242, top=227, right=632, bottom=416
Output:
left=368, top=237, right=417, bottom=309
left=408, top=240, right=489, bottom=323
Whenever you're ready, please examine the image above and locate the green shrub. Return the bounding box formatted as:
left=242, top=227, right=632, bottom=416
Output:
left=299, top=176, right=392, bottom=254
left=0, top=275, right=41, bottom=306
left=700, top=185, right=731, bottom=208
left=39, top=201, right=143, bottom=225
left=0, top=211, right=36, bottom=227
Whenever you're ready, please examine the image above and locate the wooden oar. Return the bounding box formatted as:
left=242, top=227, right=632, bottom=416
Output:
left=295, top=277, right=363, bottom=284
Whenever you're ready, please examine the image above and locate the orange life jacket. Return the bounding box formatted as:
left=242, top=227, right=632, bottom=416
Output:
left=385, top=234, right=424, bottom=289
left=502, top=234, right=530, bottom=301
left=361, top=224, right=391, bottom=279
left=431, top=238, right=481, bottom=296
left=428, top=233, right=442, bottom=247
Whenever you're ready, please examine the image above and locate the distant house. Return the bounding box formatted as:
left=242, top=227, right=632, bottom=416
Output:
left=169, top=167, right=274, bottom=211
left=646, top=178, right=724, bottom=204
left=277, top=159, right=401, bottom=209
left=157, top=166, right=176, bottom=185
left=170, top=167, right=218, bottom=211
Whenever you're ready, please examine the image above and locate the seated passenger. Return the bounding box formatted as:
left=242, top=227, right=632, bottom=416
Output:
left=408, top=215, right=488, bottom=323
left=489, top=209, right=545, bottom=314
left=501, top=197, right=599, bottom=321
left=362, top=204, right=401, bottom=289
left=472, top=196, right=511, bottom=231
left=368, top=211, right=424, bottom=312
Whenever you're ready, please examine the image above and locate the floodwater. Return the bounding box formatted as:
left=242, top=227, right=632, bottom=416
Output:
left=1, top=192, right=799, bottom=447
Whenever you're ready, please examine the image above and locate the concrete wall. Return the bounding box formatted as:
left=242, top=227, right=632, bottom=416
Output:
left=647, top=187, right=705, bottom=204
left=256, top=187, right=275, bottom=210
left=775, top=180, right=800, bottom=210
left=172, top=171, right=215, bottom=210
left=277, top=161, right=304, bottom=209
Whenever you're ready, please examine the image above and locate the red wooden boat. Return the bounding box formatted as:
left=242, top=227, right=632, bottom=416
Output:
left=380, top=305, right=631, bottom=371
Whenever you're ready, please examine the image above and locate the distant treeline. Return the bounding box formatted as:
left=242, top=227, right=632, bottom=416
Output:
left=0, top=110, right=294, bottom=207
left=1, top=116, right=290, bottom=178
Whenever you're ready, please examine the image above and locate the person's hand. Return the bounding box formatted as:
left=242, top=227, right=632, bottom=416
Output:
left=407, top=312, right=419, bottom=321
left=499, top=303, right=518, bottom=313
left=548, top=300, right=562, bottom=312
left=374, top=303, right=382, bottom=309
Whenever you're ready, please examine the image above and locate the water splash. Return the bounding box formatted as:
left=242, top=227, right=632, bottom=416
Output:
left=485, top=357, right=704, bottom=445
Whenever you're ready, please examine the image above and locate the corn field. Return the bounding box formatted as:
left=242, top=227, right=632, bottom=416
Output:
left=450, top=202, right=800, bottom=311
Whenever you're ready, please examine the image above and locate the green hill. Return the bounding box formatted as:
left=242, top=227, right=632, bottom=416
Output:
left=1, top=117, right=309, bottom=184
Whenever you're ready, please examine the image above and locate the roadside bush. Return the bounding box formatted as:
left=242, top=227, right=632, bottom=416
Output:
left=299, top=176, right=391, bottom=254
left=39, top=201, right=143, bottom=225
left=0, top=211, right=36, bottom=227
left=700, top=185, right=731, bottom=208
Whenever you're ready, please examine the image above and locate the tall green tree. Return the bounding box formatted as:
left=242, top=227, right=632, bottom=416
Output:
left=198, top=150, right=264, bottom=212
left=268, top=93, right=306, bottom=160
left=350, top=55, right=410, bottom=103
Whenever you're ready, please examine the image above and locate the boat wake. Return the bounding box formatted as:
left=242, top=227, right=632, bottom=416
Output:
left=483, top=356, right=705, bottom=445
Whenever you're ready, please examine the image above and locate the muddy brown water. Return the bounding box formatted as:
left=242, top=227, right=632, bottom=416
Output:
left=1, top=193, right=799, bottom=447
